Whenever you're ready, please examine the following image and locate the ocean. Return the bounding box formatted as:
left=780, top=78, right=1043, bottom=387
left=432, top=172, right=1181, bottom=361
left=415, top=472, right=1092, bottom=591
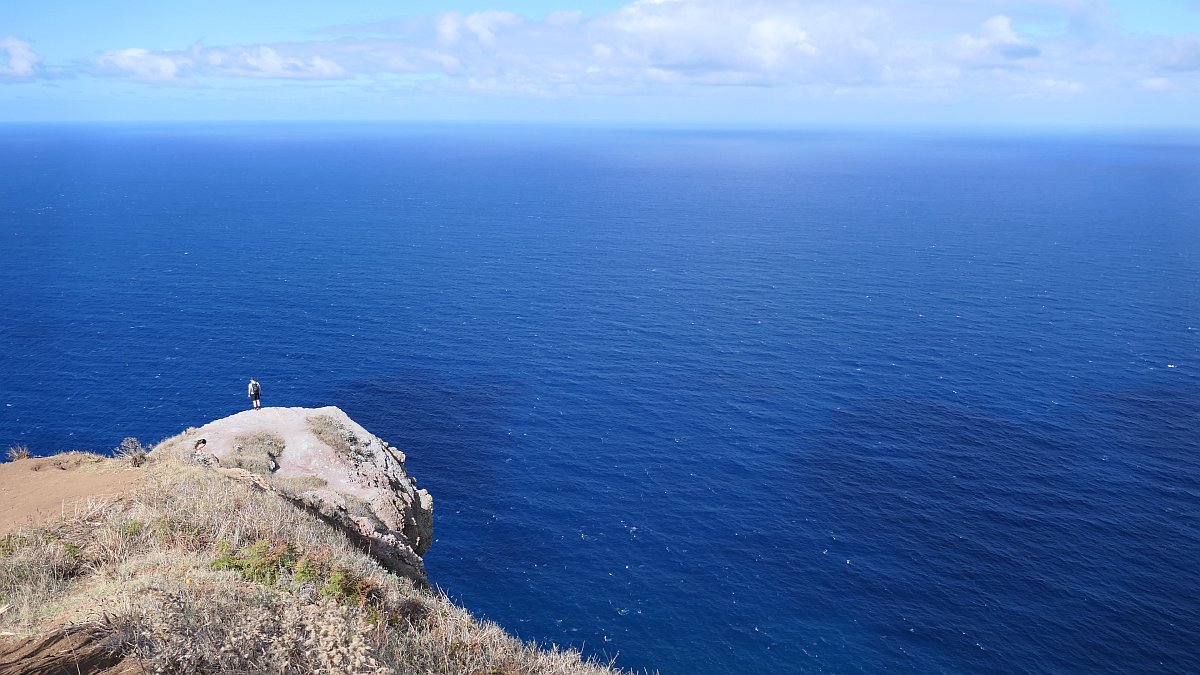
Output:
left=0, top=124, right=1196, bottom=674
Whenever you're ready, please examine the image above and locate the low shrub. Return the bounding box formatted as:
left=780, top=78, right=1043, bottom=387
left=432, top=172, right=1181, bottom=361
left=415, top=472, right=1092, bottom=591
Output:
left=212, top=539, right=299, bottom=586
left=114, top=437, right=147, bottom=467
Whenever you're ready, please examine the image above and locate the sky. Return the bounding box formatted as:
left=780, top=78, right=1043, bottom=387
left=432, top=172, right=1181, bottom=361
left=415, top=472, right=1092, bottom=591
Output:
left=2, top=0, right=1198, bottom=126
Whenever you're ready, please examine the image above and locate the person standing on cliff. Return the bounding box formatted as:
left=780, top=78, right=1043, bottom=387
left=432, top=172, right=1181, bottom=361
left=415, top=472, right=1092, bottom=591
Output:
left=248, top=378, right=262, bottom=410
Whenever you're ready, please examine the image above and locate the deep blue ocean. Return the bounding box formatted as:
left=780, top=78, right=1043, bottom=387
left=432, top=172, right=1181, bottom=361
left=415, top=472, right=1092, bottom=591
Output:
left=1, top=124, right=1197, bottom=674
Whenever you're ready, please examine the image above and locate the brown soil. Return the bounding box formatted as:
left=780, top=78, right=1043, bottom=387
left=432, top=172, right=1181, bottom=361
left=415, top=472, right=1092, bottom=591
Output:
left=0, top=627, right=139, bottom=675
left=0, top=454, right=143, bottom=537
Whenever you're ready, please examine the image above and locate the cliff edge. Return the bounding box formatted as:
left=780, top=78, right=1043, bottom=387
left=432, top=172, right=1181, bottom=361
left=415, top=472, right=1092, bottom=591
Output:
left=0, top=407, right=621, bottom=675
left=156, top=406, right=434, bottom=583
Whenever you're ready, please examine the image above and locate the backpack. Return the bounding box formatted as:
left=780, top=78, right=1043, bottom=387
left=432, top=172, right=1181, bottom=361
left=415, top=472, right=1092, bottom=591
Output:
left=251, top=381, right=261, bottom=396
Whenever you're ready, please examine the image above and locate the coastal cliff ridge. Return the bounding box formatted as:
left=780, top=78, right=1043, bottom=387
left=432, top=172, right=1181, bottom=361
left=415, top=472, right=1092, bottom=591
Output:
left=0, top=407, right=622, bottom=675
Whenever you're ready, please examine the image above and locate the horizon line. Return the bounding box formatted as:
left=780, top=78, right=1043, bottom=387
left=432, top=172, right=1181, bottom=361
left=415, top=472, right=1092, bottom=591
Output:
left=3, top=119, right=1200, bottom=135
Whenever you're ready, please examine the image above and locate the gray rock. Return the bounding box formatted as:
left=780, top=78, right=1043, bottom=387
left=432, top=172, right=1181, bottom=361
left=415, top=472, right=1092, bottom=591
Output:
left=177, top=406, right=435, bottom=584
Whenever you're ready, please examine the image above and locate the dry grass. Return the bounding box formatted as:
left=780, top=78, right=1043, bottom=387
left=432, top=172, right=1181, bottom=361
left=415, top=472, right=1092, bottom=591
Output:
left=26, top=450, right=108, bottom=472
left=115, top=589, right=394, bottom=674
left=343, top=494, right=386, bottom=531
left=0, top=526, right=90, bottom=627
left=226, top=432, right=286, bottom=475
left=6, top=444, right=31, bottom=461
left=113, top=437, right=148, bottom=467
left=274, top=474, right=329, bottom=495
left=307, top=414, right=355, bottom=456
left=0, top=449, right=627, bottom=675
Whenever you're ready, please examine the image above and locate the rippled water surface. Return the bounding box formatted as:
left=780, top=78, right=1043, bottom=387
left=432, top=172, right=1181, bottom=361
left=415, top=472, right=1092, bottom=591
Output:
left=1, top=125, right=1197, bottom=674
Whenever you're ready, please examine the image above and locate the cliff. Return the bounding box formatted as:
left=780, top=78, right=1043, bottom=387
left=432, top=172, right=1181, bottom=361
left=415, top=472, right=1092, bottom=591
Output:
left=0, top=407, right=621, bottom=675
left=159, top=406, right=435, bottom=584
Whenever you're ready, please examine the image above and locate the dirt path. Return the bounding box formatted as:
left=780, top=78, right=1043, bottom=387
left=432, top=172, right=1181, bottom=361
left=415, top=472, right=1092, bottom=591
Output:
left=0, top=454, right=143, bottom=537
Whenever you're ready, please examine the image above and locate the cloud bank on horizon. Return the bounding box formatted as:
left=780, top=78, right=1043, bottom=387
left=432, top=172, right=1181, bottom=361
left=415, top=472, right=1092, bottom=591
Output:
left=2, top=0, right=1198, bottom=125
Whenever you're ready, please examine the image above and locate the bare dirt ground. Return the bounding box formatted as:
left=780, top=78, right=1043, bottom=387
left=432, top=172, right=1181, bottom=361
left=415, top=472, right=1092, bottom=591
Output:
left=0, top=453, right=143, bottom=537
left=0, top=627, right=140, bottom=675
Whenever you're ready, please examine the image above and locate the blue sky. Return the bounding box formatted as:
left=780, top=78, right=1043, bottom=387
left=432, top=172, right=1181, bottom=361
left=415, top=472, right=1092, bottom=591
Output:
left=2, top=0, right=1198, bottom=126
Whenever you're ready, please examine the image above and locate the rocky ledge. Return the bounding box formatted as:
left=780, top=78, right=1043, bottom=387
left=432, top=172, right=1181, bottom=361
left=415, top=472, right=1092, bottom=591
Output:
left=154, top=406, right=434, bottom=583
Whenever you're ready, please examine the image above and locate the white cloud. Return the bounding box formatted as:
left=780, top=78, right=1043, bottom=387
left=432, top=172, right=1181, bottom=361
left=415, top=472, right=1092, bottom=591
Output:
left=98, top=48, right=187, bottom=82
left=944, top=15, right=1040, bottom=67
left=200, top=45, right=349, bottom=79
left=591, top=0, right=827, bottom=83
left=464, top=11, right=523, bottom=47
left=433, top=11, right=522, bottom=48
left=1161, top=35, right=1200, bottom=71
left=83, top=0, right=1193, bottom=106
left=436, top=13, right=465, bottom=46
left=0, top=36, right=39, bottom=79
left=97, top=43, right=350, bottom=81
left=1034, top=77, right=1084, bottom=93
left=546, top=11, right=584, bottom=28
left=1139, top=77, right=1176, bottom=92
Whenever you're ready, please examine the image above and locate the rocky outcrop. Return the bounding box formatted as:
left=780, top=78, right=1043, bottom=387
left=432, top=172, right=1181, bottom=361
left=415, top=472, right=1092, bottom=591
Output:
left=156, top=406, right=434, bottom=584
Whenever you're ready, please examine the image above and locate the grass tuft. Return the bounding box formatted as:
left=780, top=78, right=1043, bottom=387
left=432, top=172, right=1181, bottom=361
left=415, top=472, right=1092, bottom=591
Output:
left=275, top=474, right=329, bottom=495
left=6, top=444, right=31, bottom=462
left=226, top=432, right=286, bottom=475
left=307, top=414, right=355, bottom=456
left=114, top=437, right=148, bottom=467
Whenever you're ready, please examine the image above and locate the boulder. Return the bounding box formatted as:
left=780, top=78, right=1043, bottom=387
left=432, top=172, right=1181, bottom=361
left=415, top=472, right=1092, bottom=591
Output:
left=164, top=406, right=433, bottom=583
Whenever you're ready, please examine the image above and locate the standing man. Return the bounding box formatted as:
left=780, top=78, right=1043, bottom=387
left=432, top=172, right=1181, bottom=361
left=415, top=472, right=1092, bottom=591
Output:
left=248, top=378, right=262, bottom=410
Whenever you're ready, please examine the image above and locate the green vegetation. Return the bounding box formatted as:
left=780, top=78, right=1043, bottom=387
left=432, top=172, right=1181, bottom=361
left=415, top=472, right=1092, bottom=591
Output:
left=210, top=538, right=377, bottom=607
left=213, top=539, right=299, bottom=586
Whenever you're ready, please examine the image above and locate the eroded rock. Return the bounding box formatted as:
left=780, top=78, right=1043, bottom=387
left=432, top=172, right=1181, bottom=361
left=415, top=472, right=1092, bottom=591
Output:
left=158, top=406, right=434, bottom=584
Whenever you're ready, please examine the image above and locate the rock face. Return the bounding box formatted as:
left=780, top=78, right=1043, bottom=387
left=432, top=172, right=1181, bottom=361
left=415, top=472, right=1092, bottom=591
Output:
left=170, top=406, right=433, bottom=583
